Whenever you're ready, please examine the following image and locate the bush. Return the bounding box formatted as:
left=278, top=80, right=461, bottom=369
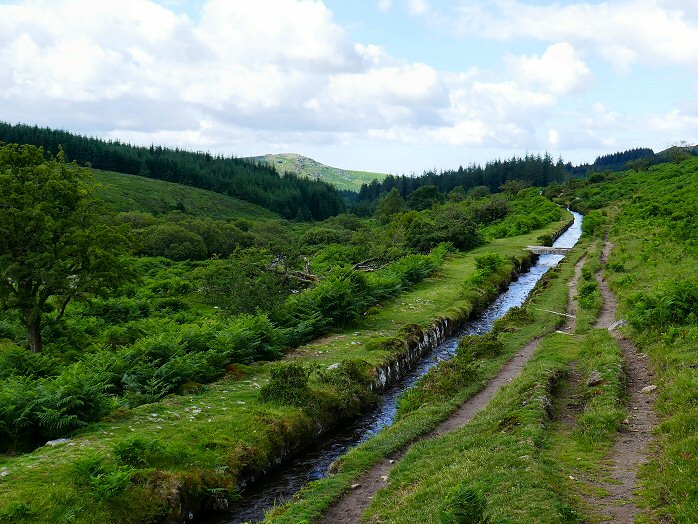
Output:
left=458, top=333, right=503, bottom=361
left=582, top=210, right=606, bottom=237
left=259, top=363, right=313, bottom=407
left=0, top=345, right=59, bottom=379
left=138, top=223, right=208, bottom=260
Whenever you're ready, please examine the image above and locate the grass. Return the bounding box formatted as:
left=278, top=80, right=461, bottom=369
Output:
left=0, top=216, right=571, bottom=523
left=93, top=169, right=279, bottom=221
left=563, top=158, right=698, bottom=522
left=358, top=244, right=628, bottom=524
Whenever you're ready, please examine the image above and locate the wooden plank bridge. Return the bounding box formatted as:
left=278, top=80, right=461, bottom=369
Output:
left=525, top=246, right=572, bottom=255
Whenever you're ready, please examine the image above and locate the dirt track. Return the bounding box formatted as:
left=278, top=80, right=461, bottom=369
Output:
left=584, top=241, right=658, bottom=523
left=319, top=255, right=587, bottom=524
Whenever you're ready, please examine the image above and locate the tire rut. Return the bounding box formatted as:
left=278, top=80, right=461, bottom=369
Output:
left=318, top=254, right=588, bottom=524
left=585, top=240, right=658, bottom=523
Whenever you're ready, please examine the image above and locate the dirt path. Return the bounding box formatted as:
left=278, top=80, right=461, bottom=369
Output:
left=586, top=240, right=658, bottom=523
left=319, top=255, right=587, bottom=524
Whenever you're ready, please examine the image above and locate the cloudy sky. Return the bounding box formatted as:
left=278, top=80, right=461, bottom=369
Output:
left=1, top=0, right=697, bottom=174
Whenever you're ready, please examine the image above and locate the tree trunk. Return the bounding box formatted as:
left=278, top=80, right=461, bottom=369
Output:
left=27, top=317, right=43, bottom=353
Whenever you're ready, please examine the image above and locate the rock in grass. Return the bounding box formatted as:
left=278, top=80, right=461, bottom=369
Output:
left=641, top=384, right=657, bottom=393
left=587, top=370, right=604, bottom=387
left=45, top=438, right=71, bottom=446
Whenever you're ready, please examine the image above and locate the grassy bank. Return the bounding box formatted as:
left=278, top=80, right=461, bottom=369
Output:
left=0, top=217, right=570, bottom=524
left=559, top=158, right=698, bottom=522
left=264, top=226, right=577, bottom=524
left=358, top=244, right=627, bottom=523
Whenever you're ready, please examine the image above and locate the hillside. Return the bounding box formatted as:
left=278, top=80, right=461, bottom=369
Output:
left=250, top=153, right=388, bottom=191
left=0, top=122, right=346, bottom=220
left=93, top=169, right=279, bottom=221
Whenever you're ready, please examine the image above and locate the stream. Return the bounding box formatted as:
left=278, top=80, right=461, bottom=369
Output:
left=213, top=211, right=583, bottom=524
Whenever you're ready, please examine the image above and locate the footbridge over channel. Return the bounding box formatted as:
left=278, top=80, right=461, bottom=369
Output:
left=525, top=246, right=572, bottom=255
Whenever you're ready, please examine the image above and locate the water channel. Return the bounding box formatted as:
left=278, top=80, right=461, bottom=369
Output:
left=214, top=211, right=583, bottom=524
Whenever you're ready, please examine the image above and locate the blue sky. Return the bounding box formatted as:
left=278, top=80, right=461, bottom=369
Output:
left=0, top=0, right=696, bottom=174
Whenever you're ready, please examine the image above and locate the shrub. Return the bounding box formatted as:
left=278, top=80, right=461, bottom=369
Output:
left=582, top=210, right=606, bottom=237
left=259, top=363, right=313, bottom=407
left=0, top=345, right=58, bottom=379
left=458, top=333, right=503, bottom=361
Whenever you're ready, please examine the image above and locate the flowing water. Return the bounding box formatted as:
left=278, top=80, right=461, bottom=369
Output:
left=213, top=212, right=583, bottom=524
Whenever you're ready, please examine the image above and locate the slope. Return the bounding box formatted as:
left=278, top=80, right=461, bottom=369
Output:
left=93, top=169, right=279, bottom=221
left=251, top=153, right=388, bottom=191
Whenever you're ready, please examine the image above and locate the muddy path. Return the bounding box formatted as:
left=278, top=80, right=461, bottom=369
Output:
left=584, top=240, right=659, bottom=523
left=319, top=254, right=589, bottom=524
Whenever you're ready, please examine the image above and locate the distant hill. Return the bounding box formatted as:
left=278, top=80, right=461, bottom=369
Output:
left=94, top=169, right=278, bottom=221
left=0, top=122, right=346, bottom=220
left=250, top=153, right=388, bottom=192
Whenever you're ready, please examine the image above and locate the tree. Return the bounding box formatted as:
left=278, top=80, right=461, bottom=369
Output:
left=375, top=188, right=404, bottom=223
left=0, top=144, right=130, bottom=352
left=406, top=185, right=445, bottom=211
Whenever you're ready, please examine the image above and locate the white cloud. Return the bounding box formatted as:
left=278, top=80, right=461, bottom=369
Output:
left=508, top=43, right=593, bottom=95
left=454, top=0, right=698, bottom=71
left=648, top=109, right=698, bottom=133
left=0, top=0, right=572, bottom=156
left=13, top=0, right=690, bottom=173
left=408, top=0, right=429, bottom=16
left=377, top=0, right=392, bottom=12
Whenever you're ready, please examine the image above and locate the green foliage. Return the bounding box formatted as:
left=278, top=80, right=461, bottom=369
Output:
left=629, top=280, right=698, bottom=329
left=581, top=210, right=606, bottom=237
left=96, top=170, right=278, bottom=221
left=406, top=184, right=445, bottom=210
left=357, top=152, right=565, bottom=207
left=475, top=252, right=506, bottom=274
left=195, top=249, right=291, bottom=315
left=113, top=437, right=162, bottom=467
left=458, top=333, right=503, bottom=361
left=138, top=223, right=208, bottom=260
left=405, top=207, right=483, bottom=253
left=259, top=363, right=313, bottom=407
left=398, top=357, right=477, bottom=416
left=577, top=280, right=601, bottom=311
left=0, top=501, right=33, bottom=523
left=0, top=345, right=59, bottom=379
left=0, top=143, right=132, bottom=353
left=467, top=252, right=506, bottom=286
left=72, top=454, right=133, bottom=501
left=438, top=484, right=489, bottom=524
left=482, top=188, right=561, bottom=240
left=0, top=361, right=112, bottom=451
left=375, top=188, right=405, bottom=223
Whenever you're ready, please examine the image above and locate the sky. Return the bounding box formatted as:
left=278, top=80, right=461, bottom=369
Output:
left=1, top=0, right=697, bottom=174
